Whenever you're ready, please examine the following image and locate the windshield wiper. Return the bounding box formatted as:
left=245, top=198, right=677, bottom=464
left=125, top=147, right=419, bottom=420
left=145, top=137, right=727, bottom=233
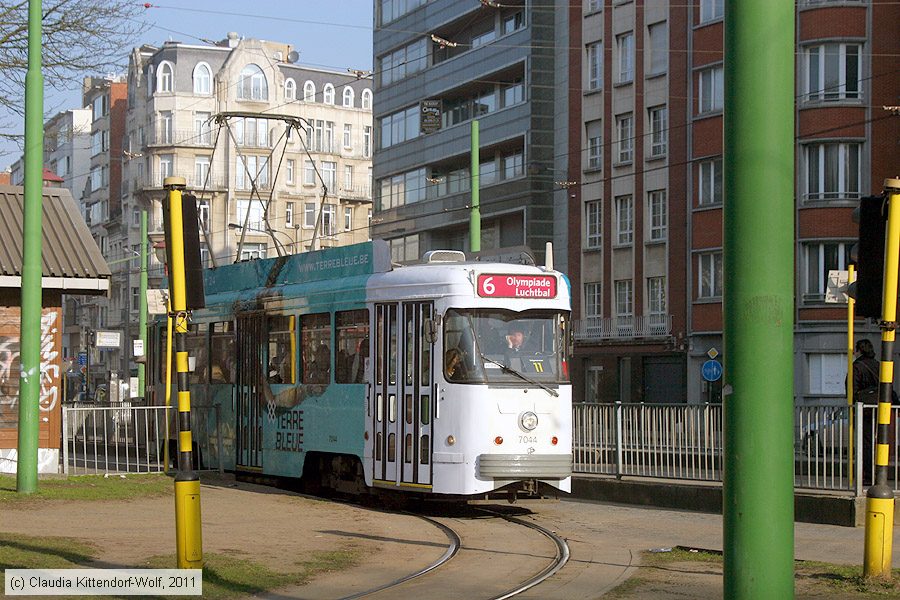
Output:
left=478, top=353, right=559, bottom=398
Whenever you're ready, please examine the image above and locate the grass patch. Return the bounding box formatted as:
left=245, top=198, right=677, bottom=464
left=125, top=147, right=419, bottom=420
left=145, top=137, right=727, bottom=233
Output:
left=605, top=547, right=900, bottom=599
left=0, top=474, right=172, bottom=504
left=142, top=548, right=361, bottom=599
left=0, top=532, right=98, bottom=591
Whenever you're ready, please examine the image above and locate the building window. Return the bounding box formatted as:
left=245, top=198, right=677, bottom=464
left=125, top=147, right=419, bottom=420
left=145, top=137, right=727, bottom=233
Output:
left=236, top=155, right=269, bottom=190
left=344, top=206, right=353, bottom=231
left=585, top=283, right=602, bottom=318
left=362, top=89, right=372, bottom=109
left=380, top=105, right=420, bottom=149
left=648, top=190, right=667, bottom=241
left=503, top=152, right=524, bottom=179
left=158, top=154, right=173, bottom=184
left=647, top=22, right=668, bottom=76
left=240, top=243, right=267, bottom=261
left=340, top=86, right=354, bottom=108
left=647, top=277, right=666, bottom=328
left=322, top=203, right=337, bottom=236
left=804, top=43, right=861, bottom=103
left=617, top=114, right=633, bottom=163
left=286, top=202, right=294, bottom=227
left=615, top=280, right=634, bottom=331
left=700, top=0, right=724, bottom=23
left=587, top=42, right=602, bottom=91
left=323, top=83, right=335, bottom=105
left=804, top=242, right=849, bottom=304
left=157, top=61, right=174, bottom=93
left=285, top=78, right=297, bottom=100
left=344, top=165, right=353, bottom=189
left=286, top=159, right=295, bottom=184
left=304, top=160, right=316, bottom=185
left=615, top=195, right=633, bottom=245
left=197, top=199, right=210, bottom=232
left=159, top=111, right=173, bottom=144
left=586, top=120, right=602, bottom=169
left=378, top=38, right=427, bottom=86
left=698, top=158, right=723, bottom=206
left=194, top=156, right=210, bottom=188
left=324, top=121, right=335, bottom=152
left=193, top=63, right=212, bottom=95
left=322, top=161, right=336, bottom=191
left=304, top=202, right=316, bottom=228
left=238, top=64, right=268, bottom=100
left=343, top=124, right=352, bottom=148
left=363, top=126, right=372, bottom=157
left=617, top=33, right=634, bottom=84
left=698, top=66, right=724, bottom=114
left=303, top=81, right=316, bottom=102
left=804, top=142, right=860, bottom=202
left=698, top=251, right=724, bottom=299
left=649, top=106, right=667, bottom=158
left=236, top=200, right=264, bottom=231
left=194, top=112, right=211, bottom=145
left=585, top=200, right=602, bottom=249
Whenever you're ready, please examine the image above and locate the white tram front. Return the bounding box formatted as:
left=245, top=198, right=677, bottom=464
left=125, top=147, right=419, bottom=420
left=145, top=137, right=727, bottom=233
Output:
left=363, top=251, right=572, bottom=497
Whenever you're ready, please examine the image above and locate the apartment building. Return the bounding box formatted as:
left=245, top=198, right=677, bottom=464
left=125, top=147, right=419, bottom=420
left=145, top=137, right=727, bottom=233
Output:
left=371, top=0, right=571, bottom=263
left=572, top=0, right=900, bottom=405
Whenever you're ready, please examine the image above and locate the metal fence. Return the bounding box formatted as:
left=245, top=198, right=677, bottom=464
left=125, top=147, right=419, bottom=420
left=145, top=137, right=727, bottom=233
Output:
left=62, top=402, right=222, bottom=476
left=573, top=402, right=900, bottom=495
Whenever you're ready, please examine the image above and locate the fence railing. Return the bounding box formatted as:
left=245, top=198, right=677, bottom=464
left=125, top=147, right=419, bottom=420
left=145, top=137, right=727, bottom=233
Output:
left=573, top=402, right=900, bottom=495
left=62, top=402, right=222, bottom=476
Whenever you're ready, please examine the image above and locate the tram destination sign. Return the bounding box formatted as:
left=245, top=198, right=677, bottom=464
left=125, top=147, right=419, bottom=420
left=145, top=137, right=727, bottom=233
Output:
left=477, top=274, right=557, bottom=299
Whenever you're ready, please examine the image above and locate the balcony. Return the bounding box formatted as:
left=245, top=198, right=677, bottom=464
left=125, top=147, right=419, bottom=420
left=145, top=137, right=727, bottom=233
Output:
left=337, top=184, right=372, bottom=200
left=146, top=128, right=215, bottom=148
left=574, top=315, right=672, bottom=342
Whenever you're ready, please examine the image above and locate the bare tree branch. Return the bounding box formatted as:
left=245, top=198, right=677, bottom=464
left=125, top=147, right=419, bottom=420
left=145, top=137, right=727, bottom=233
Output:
left=0, top=0, right=148, bottom=153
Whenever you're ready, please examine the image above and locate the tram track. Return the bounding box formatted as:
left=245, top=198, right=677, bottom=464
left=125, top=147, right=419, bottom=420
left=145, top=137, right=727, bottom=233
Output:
left=340, top=505, right=569, bottom=600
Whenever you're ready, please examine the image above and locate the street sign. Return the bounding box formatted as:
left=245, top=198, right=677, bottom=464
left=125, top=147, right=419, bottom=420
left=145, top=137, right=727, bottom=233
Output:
left=147, top=289, right=169, bottom=314
left=702, top=359, right=723, bottom=382
left=133, top=339, right=145, bottom=357
left=825, top=269, right=849, bottom=303
left=95, top=330, right=121, bottom=348
left=707, top=347, right=719, bottom=359
left=77, top=352, right=87, bottom=366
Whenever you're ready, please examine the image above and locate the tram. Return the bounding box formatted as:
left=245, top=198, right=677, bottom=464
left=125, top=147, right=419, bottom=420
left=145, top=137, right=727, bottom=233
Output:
left=147, top=241, right=573, bottom=499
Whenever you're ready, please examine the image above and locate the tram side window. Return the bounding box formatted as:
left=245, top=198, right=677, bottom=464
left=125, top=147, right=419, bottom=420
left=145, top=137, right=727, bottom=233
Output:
left=186, top=323, right=209, bottom=384
left=301, top=313, right=331, bottom=384
left=210, top=321, right=235, bottom=384
left=268, top=315, right=296, bottom=384
left=335, top=309, right=369, bottom=383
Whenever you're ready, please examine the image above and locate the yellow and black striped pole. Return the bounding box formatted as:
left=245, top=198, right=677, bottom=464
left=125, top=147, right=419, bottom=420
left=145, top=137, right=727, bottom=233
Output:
left=864, top=178, right=900, bottom=579
left=165, top=176, right=203, bottom=569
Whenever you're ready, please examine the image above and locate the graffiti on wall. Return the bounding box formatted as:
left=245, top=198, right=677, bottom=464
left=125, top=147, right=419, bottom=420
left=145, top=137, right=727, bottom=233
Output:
left=0, top=311, right=60, bottom=415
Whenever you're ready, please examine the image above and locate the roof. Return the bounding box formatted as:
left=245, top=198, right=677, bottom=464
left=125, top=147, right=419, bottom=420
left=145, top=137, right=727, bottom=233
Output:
left=41, top=168, right=64, bottom=183
left=0, top=185, right=110, bottom=294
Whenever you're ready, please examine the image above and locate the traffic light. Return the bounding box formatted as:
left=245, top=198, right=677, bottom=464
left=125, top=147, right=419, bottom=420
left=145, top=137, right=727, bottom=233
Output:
left=849, top=194, right=887, bottom=318
left=161, top=192, right=206, bottom=310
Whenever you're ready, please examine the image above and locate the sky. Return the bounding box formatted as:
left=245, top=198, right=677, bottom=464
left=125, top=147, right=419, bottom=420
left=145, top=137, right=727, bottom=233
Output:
left=1, top=0, right=374, bottom=169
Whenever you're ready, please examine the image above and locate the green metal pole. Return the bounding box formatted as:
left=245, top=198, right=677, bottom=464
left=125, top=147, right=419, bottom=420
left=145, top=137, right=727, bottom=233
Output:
left=723, top=0, right=795, bottom=597
left=470, top=119, right=480, bottom=253
left=16, top=0, right=44, bottom=494
left=139, top=211, right=148, bottom=398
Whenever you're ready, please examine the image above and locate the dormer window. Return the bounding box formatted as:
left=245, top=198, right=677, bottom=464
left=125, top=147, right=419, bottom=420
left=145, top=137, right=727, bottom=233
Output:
left=193, top=63, right=212, bottom=95
left=238, top=64, right=268, bottom=100
left=157, top=61, right=174, bottom=93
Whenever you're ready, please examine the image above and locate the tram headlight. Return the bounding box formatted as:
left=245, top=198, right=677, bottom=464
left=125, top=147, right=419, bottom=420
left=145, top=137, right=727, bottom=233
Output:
left=520, top=411, right=539, bottom=431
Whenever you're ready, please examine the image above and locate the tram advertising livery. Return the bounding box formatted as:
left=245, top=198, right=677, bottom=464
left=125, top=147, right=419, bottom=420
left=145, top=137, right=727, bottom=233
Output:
left=148, top=241, right=573, bottom=499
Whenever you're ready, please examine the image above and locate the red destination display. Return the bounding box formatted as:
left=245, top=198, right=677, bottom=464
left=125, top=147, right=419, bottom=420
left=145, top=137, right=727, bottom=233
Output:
left=477, top=274, right=557, bottom=299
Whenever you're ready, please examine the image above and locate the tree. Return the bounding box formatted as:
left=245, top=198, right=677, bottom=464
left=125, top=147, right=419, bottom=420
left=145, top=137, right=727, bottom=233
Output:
left=0, top=0, right=147, bottom=151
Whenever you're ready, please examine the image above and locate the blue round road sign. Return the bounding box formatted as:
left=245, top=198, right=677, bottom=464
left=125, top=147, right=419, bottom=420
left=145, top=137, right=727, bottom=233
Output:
left=701, top=359, right=723, bottom=382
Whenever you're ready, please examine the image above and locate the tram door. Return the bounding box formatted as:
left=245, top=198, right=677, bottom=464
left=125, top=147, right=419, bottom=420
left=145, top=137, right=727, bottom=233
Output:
left=235, top=312, right=265, bottom=470
left=372, top=302, right=434, bottom=488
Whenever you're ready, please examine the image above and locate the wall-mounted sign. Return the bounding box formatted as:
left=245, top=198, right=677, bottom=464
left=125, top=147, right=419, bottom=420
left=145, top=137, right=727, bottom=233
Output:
left=420, top=99, right=442, bottom=134
left=476, top=274, right=557, bottom=299
left=95, top=330, right=121, bottom=348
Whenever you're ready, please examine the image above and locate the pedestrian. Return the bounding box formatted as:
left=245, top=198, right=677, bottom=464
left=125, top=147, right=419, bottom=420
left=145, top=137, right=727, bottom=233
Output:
left=852, top=339, right=879, bottom=485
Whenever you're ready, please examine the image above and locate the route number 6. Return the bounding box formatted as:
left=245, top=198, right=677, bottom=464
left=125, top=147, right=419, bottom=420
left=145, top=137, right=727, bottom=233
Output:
left=481, top=276, right=495, bottom=296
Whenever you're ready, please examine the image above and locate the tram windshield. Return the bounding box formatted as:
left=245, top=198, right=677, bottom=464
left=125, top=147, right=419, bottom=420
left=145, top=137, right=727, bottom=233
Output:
left=443, top=309, right=570, bottom=385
